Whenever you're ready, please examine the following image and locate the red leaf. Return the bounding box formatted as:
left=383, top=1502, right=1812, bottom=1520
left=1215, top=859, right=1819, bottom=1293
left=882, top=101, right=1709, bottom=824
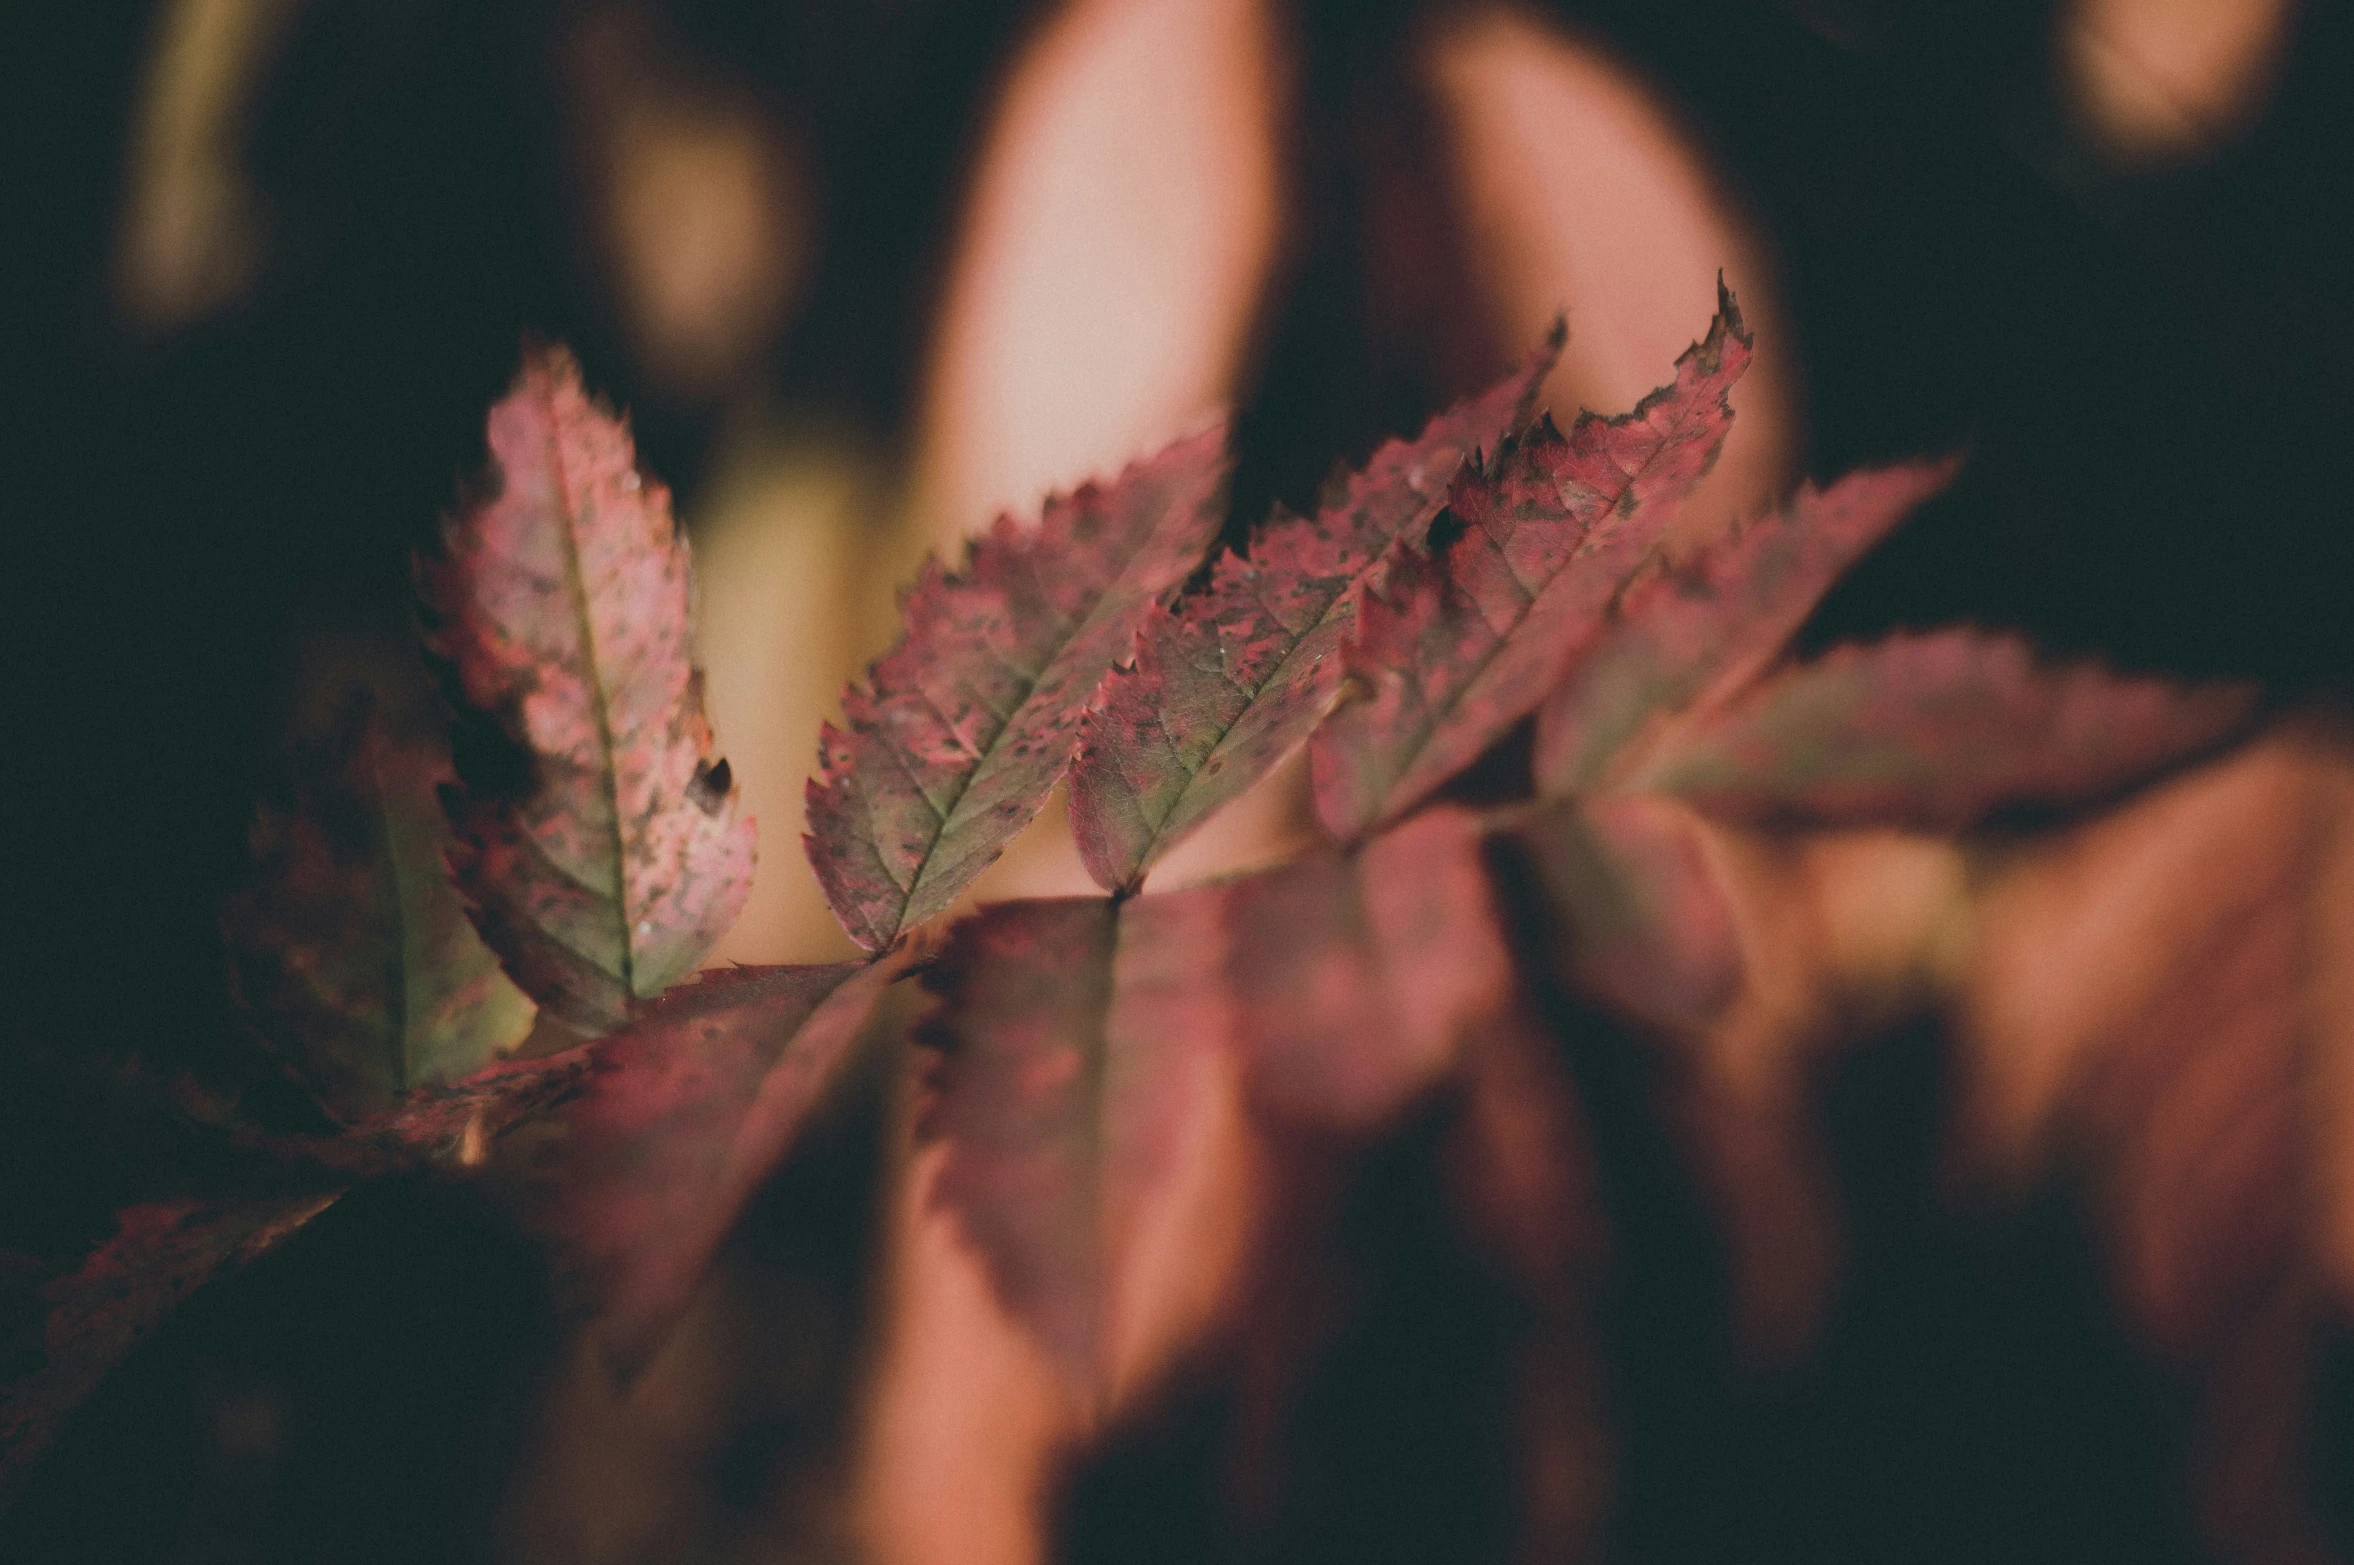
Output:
left=916, top=808, right=1519, bottom=1383
left=1534, top=459, right=1961, bottom=796
left=348, top=1049, right=591, bottom=1171
left=496, top=954, right=909, bottom=1376
left=1069, top=332, right=1561, bottom=891
left=1624, top=628, right=2259, bottom=830
left=222, top=686, right=536, bottom=1124
left=1311, top=286, right=1753, bottom=838
left=1501, top=793, right=1743, bottom=1037
left=1, top=1192, right=345, bottom=1511
left=1126, top=805, right=1521, bottom=1130
left=0, top=1049, right=593, bottom=1499
left=419, top=346, right=754, bottom=1034
left=914, top=897, right=1163, bottom=1385
left=805, top=428, right=1231, bottom=950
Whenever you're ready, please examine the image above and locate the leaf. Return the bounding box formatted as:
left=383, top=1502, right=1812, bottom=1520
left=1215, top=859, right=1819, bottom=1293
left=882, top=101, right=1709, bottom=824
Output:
left=419, top=346, right=754, bottom=1034
left=805, top=429, right=1232, bottom=951
left=918, top=808, right=1520, bottom=1385
left=0, top=1038, right=595, bottom=1506
left=1437, top=997, right=1614, bottom=1562
left=1126, top=805, right=1522, bottom=1130
left=0, top=1191, right=345, bottom=1512
left=1499, top=793, right=1743, bottom=1038
left=340, top=1049, right=593, bottom=1172
left=915, top=897, right=1161, bottom=1387
left=1623, top=629, right=2260, bottom=830
left=1311, top=286, right=1753, bottom=839
left=496, top=954, right=910, bottom=1376
left=1533, top=458, right=1962, bottom=796
left=222, top=686, right=537, bottom=1124
left=1069, top=332, right=1562, bottom=891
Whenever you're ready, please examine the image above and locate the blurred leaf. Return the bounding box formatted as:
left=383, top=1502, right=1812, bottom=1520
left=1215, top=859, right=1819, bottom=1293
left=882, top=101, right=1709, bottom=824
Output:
left=1953, top=716, right=2354, bottom=1561
left=919, top=807, right=1520, bottom=1387
left=1630, top=629, right=2259, bottom=829
left=0, top=1191, right=345, bottom=1514
left=1534, top=459, right=1960, bottom=796
left=222, top=686, right=536, bottom=1124
left=497, top=953, right=913, bottom=1377
left=1127, top=806, right=1522, bottom=1132
left=1502, top=792, right=1744, bottom=1037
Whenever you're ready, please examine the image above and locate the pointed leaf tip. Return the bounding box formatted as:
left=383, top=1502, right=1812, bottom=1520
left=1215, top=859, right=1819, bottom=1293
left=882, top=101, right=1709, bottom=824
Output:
left=1068, top=329, right=1563, bottom=891
left=419, top=346, right=754, bottom=1035
left=1537, top=456, right=1964, bottom=796
left=805, top=426, right=1233, bottom=946
left=1629, top=628, right=2262, bottom=829
left=1311, top=295, right=1754, bottom=838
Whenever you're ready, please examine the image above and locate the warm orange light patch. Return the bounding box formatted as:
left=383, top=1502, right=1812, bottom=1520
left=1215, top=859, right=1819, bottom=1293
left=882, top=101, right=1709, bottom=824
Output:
left=908, top=0, right=1284, bottom=553
left=1425, top=6, right=1799, bottom=539
left=2060, top=0, right=2299, bottom=162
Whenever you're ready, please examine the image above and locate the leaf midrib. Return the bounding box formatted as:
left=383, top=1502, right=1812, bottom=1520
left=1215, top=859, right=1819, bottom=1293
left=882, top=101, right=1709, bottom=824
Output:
left=540, top=384, right=637, bottom=998
left=1363, top=400, right=1720, bottom=823
left=891, top=507, right=1184, bottom=933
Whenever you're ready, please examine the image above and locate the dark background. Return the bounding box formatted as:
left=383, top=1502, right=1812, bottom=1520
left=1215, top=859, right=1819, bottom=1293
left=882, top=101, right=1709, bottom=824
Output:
left=8, top=1, right=2352, bottom=1559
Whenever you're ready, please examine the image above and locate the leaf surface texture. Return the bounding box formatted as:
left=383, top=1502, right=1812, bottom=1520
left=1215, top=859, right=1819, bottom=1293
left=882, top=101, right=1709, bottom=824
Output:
left=420, top=347, right=753, bottom=1033
left=806, top=429, right=1231, bottom=948
left=1070, top=334, right=1559, bottom=890
left=1312, top=288, right=1753, bottom=838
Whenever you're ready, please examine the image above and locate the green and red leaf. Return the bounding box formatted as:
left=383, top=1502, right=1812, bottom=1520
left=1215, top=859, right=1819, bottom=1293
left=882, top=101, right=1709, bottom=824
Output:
left=805, top=429, right=1232, bottom=950
left=222, top=686, right=536, bottom=1124
left=1311, top=287, right=1753, bottom=838
left=1625, top=629, right=2259, bottom=829
left=496, top=954, right=910, bottom=1376
left=419, top=346, right=754, bottom=1034
left=1534, top=459, right=1961, bottom=797
left=1069, top=331, right=1560, bottom=891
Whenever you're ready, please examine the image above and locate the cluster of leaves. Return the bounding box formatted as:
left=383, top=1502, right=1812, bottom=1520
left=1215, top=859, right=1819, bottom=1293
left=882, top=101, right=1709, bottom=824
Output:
left=0, top=302, right=2264, bottom=1532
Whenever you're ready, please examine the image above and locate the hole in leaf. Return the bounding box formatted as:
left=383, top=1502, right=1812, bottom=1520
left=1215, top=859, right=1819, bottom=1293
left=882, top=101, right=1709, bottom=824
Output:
left=688, top=757, right=733, bottom=815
